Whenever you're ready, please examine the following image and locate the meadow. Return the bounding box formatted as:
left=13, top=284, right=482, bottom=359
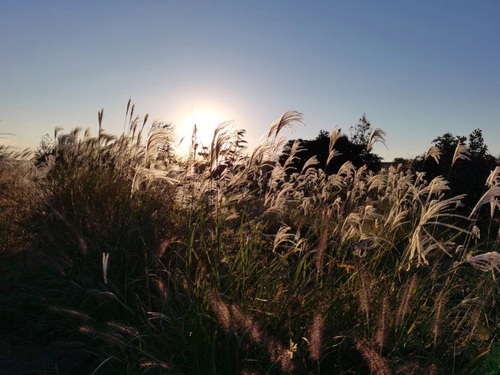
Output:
left=0, top=108, right=498, bottom=374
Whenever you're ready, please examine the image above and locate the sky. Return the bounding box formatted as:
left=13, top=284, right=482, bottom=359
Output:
left=1, top=0, right=499, bottom=161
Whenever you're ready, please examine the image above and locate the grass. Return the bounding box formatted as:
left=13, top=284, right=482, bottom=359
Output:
left=0, top=106, right=498, bottom=374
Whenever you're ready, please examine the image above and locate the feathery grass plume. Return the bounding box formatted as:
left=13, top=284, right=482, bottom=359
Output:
left=469, top=186, right=500, bottom=219
left=424, top=146, right=441, bottom=164
left=315, top=223, right=329, bottom=271
left=154, top=276, right=168, bottom=300
left=142, top=113, right=149, bottom=128
left=265, top=182, right=296, bottom=216
left=272, top=225, right=294, bottom=253
left=230, top=304, right=264, bottom=344
left=326, top=127, right=344, bottom=167
left=404, top=189, right=469, bottom=269
left=485, top=166, right=500, bottom=187
left=452, top=280, right=492, bottom=344
left=465, top=295, right=487, bottom=345
left=472, top=225, right=481, bottom=240
left=135, top=115, right=148, bottom=147
left=282, top=139, right=305, bottom=173
left=130, top=115, right=139, bottom=139
left=384, top=205, right=409, bottom=232
left=107, top=321, right=139, bottom=337
left=337, top=160, right=356, bottom=179
left=102, top=252, right=110, bottom=285
left=208, top=289, right=293, bottom=371
left=394, top=361, right=422, bottom=375
left=267, top=110, right=303, bottom=140
left=0, top=146, right=37, bottom=245
left=416, top=175, right=449, bottom=204
left=341, top=212, right=363, bottom=244
left=396, top=274, right=418, bottom=326
left=79, top=325, right=124, bottom=346
left=131, top=166, right=179, bottom=193
left=207, top=288, right=231, bottom=332
left=301, top=155, right=319, bottom=173
left=354, top=338, right=392, bottom=375
left=129, top=103, right=135, bottom=128
left=246, top=137, right=276, bottom=168
left=308, top=313, right=324, bottom=361
left=367, top=128, right=387, bottom=152
left=407, top=233, right=444, bottom=269
left=207, top=122, right=234, bottom=171
left=266, top=336, right=295, bottom=372
left=376, top=293, right=391, bottom=351
left=53, top=125, right=63, bottom=142
left=465, top=252, right=500, bottom=272
left=144, top=126, right=175, bottom=165
left=98, top=130, right=117, bottom=146
left=368, top=172, right=388, bottom=193
left=123, top=98, right=132, bottom=132
left=82, top=127, right=92, bottom=141
left=357, top=269, right=372, bottom=326
left=49, top=306, right=91, bottom=322
left=98, top=108, right=104, bottom=133
left=451, top=142, right=470, bottom=166
left=382, top=167, right=414, bottom=206
left=432, top=288, right=446, bottom=347
left=139, top=361, right=170, bottom=372
left=268, top=162, right=286, bottom=190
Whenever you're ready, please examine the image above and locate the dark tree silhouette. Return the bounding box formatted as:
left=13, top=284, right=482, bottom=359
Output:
left=413, top=129, right=496, bottom=209
left=468, top=128, right=488, bottom=158
left=278, top=115, right=382, bottom=175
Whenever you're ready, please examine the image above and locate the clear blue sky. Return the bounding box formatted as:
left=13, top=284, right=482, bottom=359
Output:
left=1, top=0, right=499, bottom=160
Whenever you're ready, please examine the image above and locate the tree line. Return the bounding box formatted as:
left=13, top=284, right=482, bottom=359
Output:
left=278, top=115, right=499, bottom=210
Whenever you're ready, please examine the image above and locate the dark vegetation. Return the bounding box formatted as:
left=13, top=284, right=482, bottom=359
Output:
left=0, top=105, right=499, bottom=374
left=279, top=115, right=384, bottom=174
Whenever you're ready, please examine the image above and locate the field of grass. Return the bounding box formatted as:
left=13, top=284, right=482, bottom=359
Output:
left=0, top=109, right=499, bottom=374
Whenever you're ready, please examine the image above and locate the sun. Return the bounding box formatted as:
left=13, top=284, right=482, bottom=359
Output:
left=176, top=109, right=225, bottom=155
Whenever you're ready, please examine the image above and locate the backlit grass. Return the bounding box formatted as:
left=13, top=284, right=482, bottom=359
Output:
left=0, top=107, right=498, bottom=374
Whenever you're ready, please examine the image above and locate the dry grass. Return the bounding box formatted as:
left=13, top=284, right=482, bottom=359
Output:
left=354, top=338, right=392, bottom=375
left=307, top=313, right=324, bottom=361
left=0, top=104, right=498, bottom=374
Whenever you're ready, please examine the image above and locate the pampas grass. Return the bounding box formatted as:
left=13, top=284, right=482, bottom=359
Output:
left=0, top=103, right=498, bottom=374
left=452, top=142, right=471, bottom=166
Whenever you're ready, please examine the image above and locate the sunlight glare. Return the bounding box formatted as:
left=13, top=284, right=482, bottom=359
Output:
left=176, top=109, right=225, bottom=156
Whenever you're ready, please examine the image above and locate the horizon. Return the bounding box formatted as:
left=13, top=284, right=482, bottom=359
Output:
left=1, top=1, right=499, bottom=161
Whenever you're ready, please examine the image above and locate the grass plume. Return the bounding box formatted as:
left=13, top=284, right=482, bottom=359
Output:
left=0, top=103, right=497, bottom=374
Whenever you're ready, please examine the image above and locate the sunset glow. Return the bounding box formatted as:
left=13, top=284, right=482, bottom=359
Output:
left=1, top=2, right=499, bottom=372
left=1, top=2, right=499, bottom=161
left=176, top=109, right=227, bottom=156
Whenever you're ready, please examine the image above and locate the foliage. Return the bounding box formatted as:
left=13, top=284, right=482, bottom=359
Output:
left=411, top=129, right=497, bottom=209
left=278, top=114, right=384, bottom=175
left=0, top=105, right=499, bottom=374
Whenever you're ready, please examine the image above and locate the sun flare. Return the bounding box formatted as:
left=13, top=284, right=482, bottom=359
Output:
left=176, top=109, right=225, bottom=155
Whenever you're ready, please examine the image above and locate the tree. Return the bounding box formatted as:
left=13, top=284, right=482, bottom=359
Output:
left=350, top=114, right=372, bottom=147
left=431, top=132, right=467, bottom=156
left=279, top=115, right=382, bottom=175
left=468, top=128, right=488, bottom=158
left=413, top=129, right=496, bottom=209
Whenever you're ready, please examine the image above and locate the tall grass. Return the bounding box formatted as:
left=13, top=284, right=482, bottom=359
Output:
left=0, top=105, right=498, bottom=374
